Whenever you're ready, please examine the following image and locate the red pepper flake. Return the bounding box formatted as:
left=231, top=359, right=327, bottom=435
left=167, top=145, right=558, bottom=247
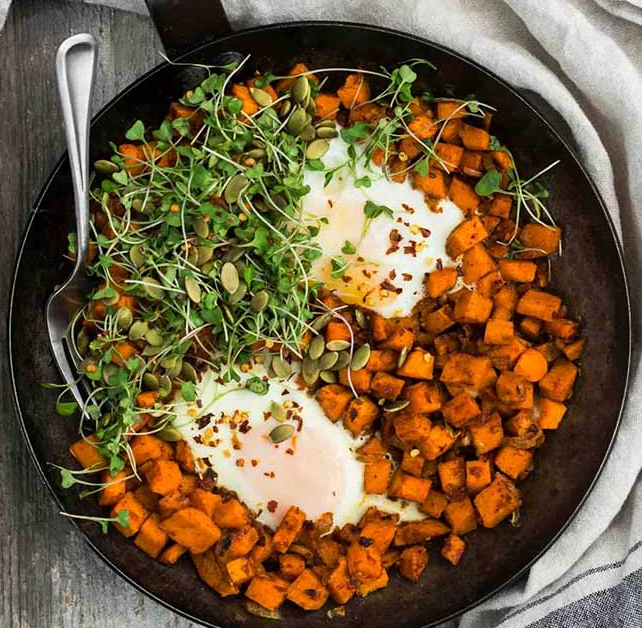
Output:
left=293, top=416, right=303, bottom=432
left=328, top=199, right=333, bottom=208
left=404, top=241, right=418, bottom=257
left=402, top=272, right=413, bottom=281
left=341, top=275, right=352, bottom=284
left=419, top=227, right=431, bottom=238
left=389, top=269, right=397, bottom=280
left=263, top=411, right=271, bottom=421
left=239, top=420, right=251, bottom=434
left=196, top=415, right=212, bottom=430
left=267, top=500, right=278, bottom=513
left=357, top=256, right=365, bottom=263
left=281, top=389, right=290, bottom=395
left=436, top=258, right=443, bottom=270
left=286, top=448, right=294, bottom=455
left=263, top=471, right=276, bottom=478
left=194, top=435, right=203, bottom=444
left=362, top=268, right=373, bottom=278
left=251, top=459, right=259, bottom=467
left=236, top=459, right=245, bottom=468
left=380, top=279, right=403, bottom=295
left=229, top=421, right=238, bottom=430
left=402, top=203, right=415, bottom=214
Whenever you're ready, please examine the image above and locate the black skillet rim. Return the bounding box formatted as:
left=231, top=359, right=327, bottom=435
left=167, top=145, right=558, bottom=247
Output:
left=7, top=20, right=632, bottom=628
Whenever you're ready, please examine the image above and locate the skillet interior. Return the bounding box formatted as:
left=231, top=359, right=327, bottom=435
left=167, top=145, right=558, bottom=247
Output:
left=9, top=22, right=630, bottom=628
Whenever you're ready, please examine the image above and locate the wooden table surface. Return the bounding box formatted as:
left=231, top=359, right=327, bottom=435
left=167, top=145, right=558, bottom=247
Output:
left=0, top=3, right=462, bottom=627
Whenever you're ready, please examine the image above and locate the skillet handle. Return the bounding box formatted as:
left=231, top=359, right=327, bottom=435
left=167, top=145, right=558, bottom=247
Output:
left=144, top=0, right=232, bottom=59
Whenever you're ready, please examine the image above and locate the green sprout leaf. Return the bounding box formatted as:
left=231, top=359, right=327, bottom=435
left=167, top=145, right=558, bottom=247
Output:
left=246, top=376, right=269, bottom=396
left=181, top=381, right=197, bottom=402
left=125, top=120, right=145, bottom=141
left=475, top=169, right=502, bottom=196
left=341, top=240, right=357, bottom=255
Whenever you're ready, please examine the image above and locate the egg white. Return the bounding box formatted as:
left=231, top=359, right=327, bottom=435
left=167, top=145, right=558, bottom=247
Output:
left=303, top=134, right=464, bottom=318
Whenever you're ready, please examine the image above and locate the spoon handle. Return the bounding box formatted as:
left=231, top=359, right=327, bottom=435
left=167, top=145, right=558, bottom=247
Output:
left=56, top=34, right=97, bottom=271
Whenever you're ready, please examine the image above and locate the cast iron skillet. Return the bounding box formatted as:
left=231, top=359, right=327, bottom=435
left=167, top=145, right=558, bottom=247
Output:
left=8, top=1, right=631, bottom=626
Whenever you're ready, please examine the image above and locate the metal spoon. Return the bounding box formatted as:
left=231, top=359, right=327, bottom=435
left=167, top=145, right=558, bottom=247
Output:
left=45, top=34, right=97, bottom=413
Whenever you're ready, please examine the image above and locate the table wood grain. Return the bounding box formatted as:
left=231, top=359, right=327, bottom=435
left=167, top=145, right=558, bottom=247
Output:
left=0, top=2, right=459, bottom=627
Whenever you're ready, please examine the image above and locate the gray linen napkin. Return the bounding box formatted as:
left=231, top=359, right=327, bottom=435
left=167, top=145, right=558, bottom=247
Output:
left=3, top=1, right=641, bottom=626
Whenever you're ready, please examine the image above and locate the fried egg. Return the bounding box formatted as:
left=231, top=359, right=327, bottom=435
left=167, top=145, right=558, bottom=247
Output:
left=174, top=365, right=426, bottom=529
left=303, top=133, right=464, bottom=318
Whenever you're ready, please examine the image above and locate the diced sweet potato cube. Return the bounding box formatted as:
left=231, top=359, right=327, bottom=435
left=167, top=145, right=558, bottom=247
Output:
left=130, top=434, right=165, bottom=466
left=545, top=318, right=579, bottom=340
left=343, top=396, right=379, bottom=436
left=440, top=118, right=461, bottom=142
left=420, top=489, right=449, bottom=518
left=540, top=360, right=578, bottom=401
left=466, top=459, right=492, bottom=494
left=178, top=474, right=197, bottom=495
left=98, top=469, right=128, bottom=507
left=316, top=538, right=345, bottom=569
left=134, top=514, right=168, bottom=559
left=421, top=305, right=456, bottom=334
left=449, top=176, right=480, bottom=213
left=487, top=337, right=529, bottom=371
left=394, top=411, right=432, bottom=445
left=441, top=353, right=496, bottom=391
left=158, top=543, right=187, bottom=565
left=538, top=397, right=567, bottom=429
left=158, top=490, right=190, bottom=519
left=396, top=348, right=434, bottom=380
left=160, top=507, right=221, bottom=553
left=514, top=348, right=548, bottom=382
left=231, top=84, right=259, bottom=115
left=446, top=216, right=489, bottom=259
left=338, top=367, right=372, bottom=394
left=356, top=568, right=389, bottom=597
left=484, top=319, right=514, bottom=345
left=518, top=224, right=562, bottom=257
left=347, top=541, right=383, bottom=583
left=216, top=525, right=259, bottom=562
left=460, top=150, right=484, bottom=177
left=401, top=450, right=426, bottom=477
left=421, top=424, right=458, bottom=460
left=492, top=284, right=518, bottom=318
left=462, top=244, right=496, bottom=284
left=337, top=73, right=370, bottom=109
left=402, top=381, right=442, bottom=413
left=175, top=440, right=195, bottom=473
left=459, top=123, right=491, bottom=150
left=499, top=259, right=537, bottom=282
left=246, top=574, right=290, bottom=610
left=192, top=550, right=238, bottom=597
left=409, top=114, right=438, bottom=140
left=360, top=520, right=397, bottom=554
left=438, top=457, right=466, bottom=499
left=371, top=371, right=405, bottom=400
left=441, top=534, right=466, bottom=565
left=442, top=391, right=481, bottom=427
left=144, top=459, right=182, bottom=496
left=380, top=327, right=415, bottom=351
left=434, top=143, right=464, bottom=171
left=489, top=194, right=512, bottom=218
left=496, top=371, right=534, bottom=409
left=388, top=470, right=432, bottom=503
left=314, top=93, right=341, bottom=120
left=437, top=100, right=468, bottom=119
left=273, top=505, right=306, bottom=553
left=398, top=545, right=429, bottom=582
left=468, top=412, right=504, bottom=455
left=111, top=492, right=149, bottom=538
left=135, top=390, right=159, bottom=409
left=366, top=349, right=398, bottom=372
left=426, top=267, right=458, bottom=298
left=370, top=313, right=392, bottom=341
left=69, top=434, right=107, bottom=470
left=317, top=384, right=352, bottom=421
left=357, top=436, right=388, bottom=460
left=325, top=319, right=352, bottom=343
left=414, top=168, right=447, bottom=199
left=474, top=473, right=522, bottom=528
left=495, top=446, right=533, bottom=480
left=214, top=498, right=249, bottom=529
left=132, top=484, right=159, bottom=512
left=477, top=270, right=504, bottom=298
left=364, top=459, right=391, bottom=494
left=516, top=289, right=562, bottom=321
left=189, top=488, right=221, bottom=519
left=400, top=136, right=422, bottom=160
left=225, top=557, right=255, bottom=586
left=394, top=519, right=450, bottom=546
left=327, top=557, right=356, bottom=604
left=444, top=496, right=477, bottom=535
left=279, top=553, right=306, bottom=581
left=250, top=530, right=273, bottom=564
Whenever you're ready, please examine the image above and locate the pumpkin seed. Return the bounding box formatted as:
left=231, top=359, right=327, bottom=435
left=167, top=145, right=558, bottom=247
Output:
left=384, top=399, right=410, bottom=413
left=220, top=262, right=240, bottom=294
left=279, top=99, right=292, bottom=118
left=129, top=245, right=145, bottom=268
left=315, top=126, right=338, bottom=139
left=194, top=217, right=209, bottom=238
left=271, top=356, right=291, bottom=379
left=318, top=351, right=338, bottom=371
left=185, top=276, right=201, bottom=303
left=351, top=343, right=371, bottom=371
left=302, top=356, right=320, bottom=385
left=76, top=327, right=89, bottom=356
left=269, top=400, right=287, bottom=423
left=159, top=375, right=173, bottom=398
left=201, top=261, right=215, bottom=275
left=249, top=87, right=273, bottom=107
left=287, top=107, right=308, bottom=136
left=292, top=76, right=310, bottom=105
left=222, top=304, right=235, bottom=325
left=157, top=426, right=183, bottom=442
left=234, top=260, right=246, bottom=277
left=251, top=138, right=266, bottom=149
left=319, top=370, right=337, bottom=384
left=355, top=309, right=369, bottom=329
left=311, top=312, right=333, bottom=332
left=397, top=346, right=410, bottom=369
left=94, top=159, right=119, bottom=175
left=246, top=148, right=266, bottom=160
left=145, top=328, right=164, bottom=347
left=326, top=339, right=351, bottom=352
left=316, top=119, right=336, bottom=129
left=224, top=174, right=249, bottom=204
left=143, top=372, right=159, bottom=391
left=168, top=358, right=183, bottom=378
left=186, top=247, right=199, bottom=267
left=128, top=320, right=148, bottom=341
left=160, top=356, right=177, bottom=370
left=332, top=351, right=351, bottom=371
left=306, top=99, right=316, bottom=115
left=230, top=280, right=248, bottom=304
left=142, top=343, right=165, bottom=356
left=224, top=246, right=245, bottom=262
left=116, top=306, right=133, bottom=330
left=299, top=124, right=316, bottom=142
left=250, top=290, right=269, bottom=312
left=104, top=290, right=120, bottom=306
left=306, top=139, right=330, bottom=160
left=181, top=361, right=198, bottom=382
left=197, top=246, right=214, bottom=266
left=269, top=423, right=294, bottom=444
left=142, top=276, right=165, bottom=300
left=308, top=335, right=325, bottom=360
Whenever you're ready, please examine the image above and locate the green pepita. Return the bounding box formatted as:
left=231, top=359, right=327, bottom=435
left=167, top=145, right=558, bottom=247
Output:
left=194, top=217, right=209, bottom=238
left=279, top=99, right=292, bottom=118
left=306, top=139, right=330, bottom=160
left=222, top=304, right=235, bottom=325
left=332, top=351, right=351, bottom=371
left=326, top=339, right=351, bottom=352
left=397, top=346, right=410, bottom=369
left=230, top=280, right=248, bottom=304
left=250, top=291, right=269, bottom=312
left=316, top=119, right=336, bottom=129
left=143, top=372, right=160, bottom=391
left=224, top=247, right=245, bottom=263
left=269, top=400, right=287, bottom=423
left=129, top=245, right=145, bottom=268
left=311, top=312, right=333, bottom=332
left=159, top=375, right=173, bottom=398
left=246, top=148, right=266, bottom=160
left=315, top=126, right=338, bottom=139
left=271, top=356, right=291, bottom=379
left=384, top=399, right=410, bottom=413
left=116, top=306, right=133, bottom=330
left=220, top=262, right=240, bottom=294
left=197, top=246, right=214, bottom=266
left=269, top=423, right=294, bottom=444
left=318, top=351, right=338, bottom=371
left=249, top=87, right=273, bottom=107
left=157, top=427, right=183, bottom=442
left=128, top=320, right=148, bottom=341
left=351, top=343, right=371, bottom=371
left=181, top=361, right=198, bottom=382
left=142, top=276, right=165, bottom=300
left=355, top=309, right=369, bottom=329
left=287, top=107, right=308, bottom=136
left=319, top=370, right=337, bottom=384
left=94, top=159, right=119, bottom=175
left=291, top=77, right=310, bottom=105
left=224, top=174, right=249, bottom=204
left=302, top=356, right=320, bottom=385
left=185, top=276, right=201, bottom=304
left=299, top=124, right=316, bottom=142
left=187, top=246, right=199, bottom=267
left=145, top=328, right=164, bottom=347
left=308, top=335, right=325, bottom=360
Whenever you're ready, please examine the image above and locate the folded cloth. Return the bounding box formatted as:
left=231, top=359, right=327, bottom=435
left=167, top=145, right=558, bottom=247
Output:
left=3, top=0, right=641, bottom=626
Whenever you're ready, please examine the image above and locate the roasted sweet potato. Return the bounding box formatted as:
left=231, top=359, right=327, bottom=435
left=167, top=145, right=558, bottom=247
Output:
left=438, top=457, right=466, bottom=499
left=388, top=470, right=432, bottom=503
left=474, top=473, right=521, bottom=528
left=160, top=507, right=221, bottom=553
left=499, top=259, right=537, bottom=283
left=462, top=244, right=496, bottom=284
left=467, top=412, right=504, bottom=455
left=426, top=268, right=458, bottom=298
left=192, top=550, right=238, bottom=597
left=279, top=553, right=306, bottom=581
left=337, top=73, right=370, bottom=109
left=516, top=289, right=562, bottom=321
left=356, top=569, right=389, bottom=597
left=441, top=534, right=466, bottom=565
left=394, top=519, right=450, bottom=546
left=413, top=168, right=447, bottom=199
left=446, top=216, right=489, bottom=259
left=98, top=469, right=128, bottom=507
left=444, top=496, right=477, bottom=535
left=421, top=424, right=458, bottom=460
left=402, top=381, right=442, bottom=413
left=441, top=391, right=481, bottom=427
left=434, top=143, right=464, bottom=172
left=134, top=513, right=168, bottom=559
left=454, top=289, right=493, bottom=324
left=364, top=459, right=391, bottom=494
left=449, top=177, right=480, bottom=213
left=111, top=492, right=149, bottom=537
left=158, top=542, right=187, bottom=565
left=496, top=371, right=534, bottom=409
left=214, top=498, right=249, bottom=529
left=484, top=318, right=514, bottom=345
left=421, top=305, right=456, bottom=334
left=366, top=349, right=398, bottom=372
left=130, top=434, right=166, bottom=466
left=314, top=93, right=341, bottom=120
left=401, top=450, right=426, bottom=477
left=338, top=367, right=372, bottom=394
left=420, top=489, right=449, bottom=518
left=466, top=460, right=492, bottom=494
left=398, top=545, right=429, bottom=582
left=538, top=397, right=567, bottom=429
left=245, top=574, right=290, bottom=610
left=518, top=224, right=562, bottom=257
left=441, top=353, right=496, bottom=391
left=514, top=348, right=548, bottom=382
left=343, top=396, right=379, bottom=436
left=539, top=360, right=578, bottom=401
left=397, top=348, right=435, bottom=380
left=347, top=540, right=383, bottom=583
left=69, top=434, right=106, bottom=470
left=273, top=506, right=306, bottom=553
left=370, top=372, right=405, bottom=400
left=459, top=123, right=491, bottom=150
left=327, top=557, right=356, bottom=604
left=189, top=488, right=221, bottom=519
left=380, top=327, right=415, bottom=352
